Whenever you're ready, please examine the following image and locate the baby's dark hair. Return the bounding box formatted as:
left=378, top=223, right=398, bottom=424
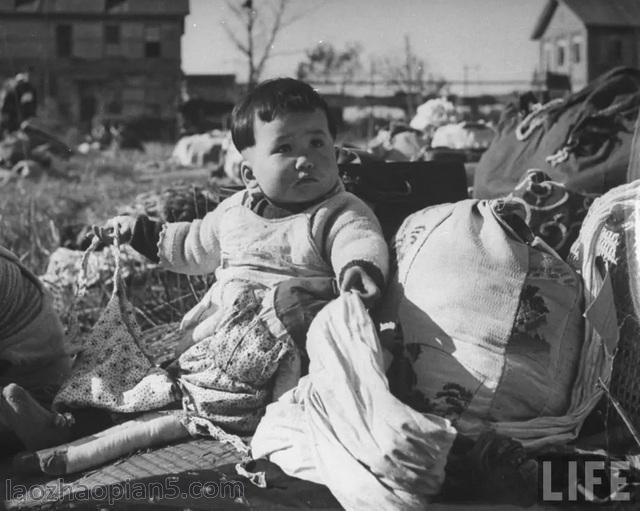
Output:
left=231, top=77, right=336, bottom=152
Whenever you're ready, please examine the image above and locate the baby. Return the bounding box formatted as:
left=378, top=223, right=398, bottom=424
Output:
left=100, top=78, right=389, bottom=431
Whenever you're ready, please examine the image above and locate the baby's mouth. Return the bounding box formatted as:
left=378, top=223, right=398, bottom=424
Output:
left=296, top=176, right=317, bottom=184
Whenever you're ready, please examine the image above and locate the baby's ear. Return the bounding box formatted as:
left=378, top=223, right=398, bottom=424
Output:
left=240, top=161, right=260, bottom=193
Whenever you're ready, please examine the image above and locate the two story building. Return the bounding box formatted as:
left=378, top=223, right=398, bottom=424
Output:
left=0, top=0, right=189, bottom=140
left=531, top=0, right=640, bottom=92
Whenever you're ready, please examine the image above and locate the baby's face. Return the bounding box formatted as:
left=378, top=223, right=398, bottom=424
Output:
left=242, top=109, right=339, bottom=204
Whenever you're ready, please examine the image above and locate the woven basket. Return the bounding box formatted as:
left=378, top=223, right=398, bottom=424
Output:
left=595, top=205, right=640, bottom=434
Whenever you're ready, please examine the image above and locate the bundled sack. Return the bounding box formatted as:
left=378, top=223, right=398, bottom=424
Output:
left=381, top=197, right=617, bottom=449
left=473, top=66, right=640, bottom=199
left=339, top=160, right=468, bottom=239
left=505, top=169, right=598, bottom=260
left=251, top=293, right=456, bottom=511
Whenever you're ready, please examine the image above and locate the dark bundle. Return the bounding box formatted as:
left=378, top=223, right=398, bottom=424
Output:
left=130, top=182, right=224, bottom=222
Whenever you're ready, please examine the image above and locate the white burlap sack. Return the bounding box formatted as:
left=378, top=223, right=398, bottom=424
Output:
left=381, top=199, right=606, bottom=448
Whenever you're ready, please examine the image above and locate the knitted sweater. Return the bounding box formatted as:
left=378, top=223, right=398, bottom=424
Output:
left=131, top=187, right=388, bottom=347
left=131, top=188, right=389, bottom=290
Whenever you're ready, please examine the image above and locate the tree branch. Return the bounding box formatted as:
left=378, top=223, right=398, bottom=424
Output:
left=280, top=2, right=325, bottom=29
left=224, top=0, right=245, bottom=19
left=221, top=21, right=249, bottom=55
left=254, top=0, right=288, bottom=80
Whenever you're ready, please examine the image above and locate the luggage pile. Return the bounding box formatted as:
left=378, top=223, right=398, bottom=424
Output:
left=473, top=66, right=640, bottom=199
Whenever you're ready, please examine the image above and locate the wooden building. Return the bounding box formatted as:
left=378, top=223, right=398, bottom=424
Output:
left=0, top=0, right=189, bottom=140
left=532, top=0, right=640, bottom=92
left=180, top=74, right=241, bottom=132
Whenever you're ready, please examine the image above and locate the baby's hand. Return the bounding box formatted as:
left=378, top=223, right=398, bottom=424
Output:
left=93, top=215, right=136, bottom=245
left=340, top=265, right=381, bottom=309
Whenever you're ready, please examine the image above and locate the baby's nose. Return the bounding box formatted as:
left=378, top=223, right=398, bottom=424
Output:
left=295, top=156, right=314, bottom=172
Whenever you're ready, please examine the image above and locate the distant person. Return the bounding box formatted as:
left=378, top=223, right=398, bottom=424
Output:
left=517, top=91, right=539, bottom=117
left=178, top=84, right=207, bottom=137
left=0, top=70, right=38, bottom=136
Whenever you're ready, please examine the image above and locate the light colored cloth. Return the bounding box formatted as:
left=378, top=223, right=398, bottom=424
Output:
left=381, top=198, right=613, bottom=449
left=167, top=188, right=387, bottom=432
left=497, top=187, right=622, bottom=445
left=158, top=188, right=389, bottom=344
left=431, top=121, right=495, bottom=150
left=492, top=186, right=623, bottom=445
left=383, top=201, right=582, bottom=437
left=52, top=243, right=178, bottom=414
left=177, top=281, right=302, bottom=433
left=251, top=293, right=456, bottom=511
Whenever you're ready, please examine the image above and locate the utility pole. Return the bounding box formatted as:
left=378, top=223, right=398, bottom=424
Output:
left=463, top=64, right=469, bottom=97
left=368, top=58, right=376, bottom=140
left=405, top=35, right=416, bottom=119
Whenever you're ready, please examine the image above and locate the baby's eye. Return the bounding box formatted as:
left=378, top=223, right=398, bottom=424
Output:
left=310, top=138, right=325, bottom=148
left=274, top=143, right=291, bottom=153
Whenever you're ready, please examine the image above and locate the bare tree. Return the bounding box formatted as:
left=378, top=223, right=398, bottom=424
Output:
left=379, top=35, right=426, bottom=118
left=296, top=42, right=363, bottom=94
left=222, top=0, right=321, bottom=89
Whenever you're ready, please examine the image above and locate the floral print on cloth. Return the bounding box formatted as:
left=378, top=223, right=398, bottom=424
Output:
left=52, top=246, right=178, bottom=414
left=52, top=241, right=308, bottom=433
left=176, top=282, right=300, bottom=434
left=381, top=198, right=586, bottom=448
left=504, top=169, right=598, bottom=259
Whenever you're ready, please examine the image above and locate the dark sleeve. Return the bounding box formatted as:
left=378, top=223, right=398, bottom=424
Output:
left=130, top=215, right=163, bottom=263
left=338, top=259, right=386, bottom=294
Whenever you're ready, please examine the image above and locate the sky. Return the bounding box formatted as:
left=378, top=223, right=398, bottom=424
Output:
left=181, top=0, right=548, bottom=95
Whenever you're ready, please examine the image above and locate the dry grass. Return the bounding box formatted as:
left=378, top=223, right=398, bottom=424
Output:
left=0, top=143, right=217, bottom=330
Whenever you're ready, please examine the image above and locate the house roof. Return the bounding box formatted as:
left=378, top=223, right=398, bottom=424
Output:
left=532, top=0, right=640, bottom=39
left=0, top=0, right=189, bottom=16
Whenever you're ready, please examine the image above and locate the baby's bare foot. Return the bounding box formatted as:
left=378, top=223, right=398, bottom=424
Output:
left=0, top=383, right=73, bottom=451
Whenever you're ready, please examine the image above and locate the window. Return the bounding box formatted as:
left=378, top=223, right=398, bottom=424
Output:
left=15, top=0, right=36, bottom=8
left=106, top=0, right=126, bottom=10
left=556, top=39, right=567, bottom=67
left=543, top=42, right=553, bottom=70
left=105, top=24, right=120, bottom=45
left=610, top=39, right=624, bottom=62
left=144, top=25, right=161, bottom=58
left=47, top=73, right=57, bottom=97
left=571, top=37, right=582, bottom=64
left=557, top=46, right=565, bottom=67
left=145, top=41, right=160, bottom=58
left=56, top=24, right=72, bottom=57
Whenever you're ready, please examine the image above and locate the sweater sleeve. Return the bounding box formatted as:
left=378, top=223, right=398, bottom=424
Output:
left=155, top=203, right=225, bottom=276
left=130, top=215, right=163, bottom=263
left=311, top=192, right=389, bottom=289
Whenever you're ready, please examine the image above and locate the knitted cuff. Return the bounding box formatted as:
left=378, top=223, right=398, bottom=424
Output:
left=338, top=260, right=386, bottom=293
left=130, top=215, right=162, bottom=263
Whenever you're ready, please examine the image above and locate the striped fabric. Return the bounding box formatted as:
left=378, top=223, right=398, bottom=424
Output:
left=0, top=250, right=43, bottom=339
